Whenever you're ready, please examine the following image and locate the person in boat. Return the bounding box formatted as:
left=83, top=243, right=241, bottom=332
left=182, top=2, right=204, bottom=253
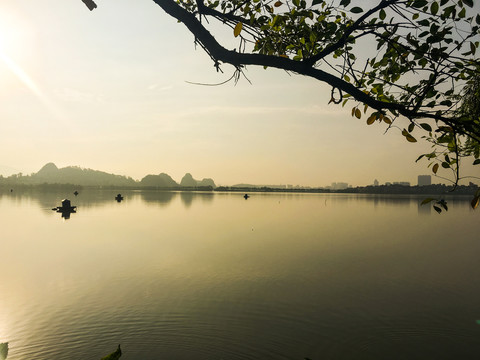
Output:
left=52, top=199, right=76, bottom=212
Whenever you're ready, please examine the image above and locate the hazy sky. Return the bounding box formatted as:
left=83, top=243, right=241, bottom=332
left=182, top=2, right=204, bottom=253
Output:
left=0, top=0, right=478, bottom=186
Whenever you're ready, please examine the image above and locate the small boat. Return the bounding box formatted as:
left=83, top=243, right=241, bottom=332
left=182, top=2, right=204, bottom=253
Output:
left=115, top=194, right=124, bottom=202
left=52, top=199, right=77, bottom=213
left=74, top=190, right=79, bottom=196
left=244, top=193, right=250, bottom=199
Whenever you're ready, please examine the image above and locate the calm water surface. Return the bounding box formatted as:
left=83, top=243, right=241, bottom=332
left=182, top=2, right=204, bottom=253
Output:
left=0, top=190, right=479, bottom=359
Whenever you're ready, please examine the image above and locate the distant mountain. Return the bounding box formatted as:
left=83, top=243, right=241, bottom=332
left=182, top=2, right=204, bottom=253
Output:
left=30, top=163, right=137, bottom=186
left=35, top=162, right=59, bottom=177
left=197, top=178, right=216, bottom=187
left=180, top=173, right=216, bottom=187
left=0, top=163, right=216, bottom=189
left=140, top=173, right=178, bottom=187
left=180, top=173, right=197, bottom=187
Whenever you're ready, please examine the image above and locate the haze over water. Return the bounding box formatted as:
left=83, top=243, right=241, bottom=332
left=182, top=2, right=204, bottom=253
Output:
left=0, top=190, right=479, bottom=359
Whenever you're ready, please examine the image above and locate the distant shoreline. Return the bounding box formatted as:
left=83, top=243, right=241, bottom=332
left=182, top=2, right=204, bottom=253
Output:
left=1, top=183, right=477, bottom=196
left=215, top=184, right=477, bottom=196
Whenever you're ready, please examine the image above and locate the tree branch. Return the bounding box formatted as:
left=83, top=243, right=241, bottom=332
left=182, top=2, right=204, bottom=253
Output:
left=151, top=0, right=467, bottom=127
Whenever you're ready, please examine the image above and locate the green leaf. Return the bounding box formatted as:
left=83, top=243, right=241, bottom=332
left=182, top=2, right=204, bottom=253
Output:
left=379, top=9, right=386, bottom=20
left=350, top=7, right=363, bottom=13
left=430, top=1, right=439, bottom=15
left=101, top=345, right=122, bottom=360
left=234, top=22, right=243, bottom=37
left=366, top=114, right=376, bottom=125
left=417, top=19, right=430, bottom=26
left=408, top=122, right=415, bottom=133
left=355, top=108, right=361, bottom=119
left=476, top=14, right=480, bottom=25
left=432, top=163, right=439, bottom=174
left=472, top=196, right=480, bottom=209
left=412, top=0, right=428, bottom=8
left=473, top=159, right=480, bottom=165
left=416, top=154, right=424, bottom=162
left=402, top=129, right=417, bottom=142
left=420, top=123, right=432, bottom=131
left=421, top=198, right=436, bottom=205
left=464, top=0, right=473, bottom=7
left=433, top=205, right=442, bottom=214
left=406, top=135, right=417, bottom=143
left=339, top=0, right=351, bottom=7
left=438, top=199, right=448, bottom=211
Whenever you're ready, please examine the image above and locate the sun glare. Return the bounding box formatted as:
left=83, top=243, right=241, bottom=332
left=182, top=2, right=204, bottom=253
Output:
left=0, top=8, right=68, bottom=126
left=0, top=8, right=38, bottom=92
left=0, top=9, right=31, bottom=59
left=0, top=52, right=42, bottom=97
left=0, top=51, right=67, bottom=125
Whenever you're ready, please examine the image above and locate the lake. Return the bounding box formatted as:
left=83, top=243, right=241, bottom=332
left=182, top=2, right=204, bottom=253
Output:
left=0, top=189, right=479, bottom=359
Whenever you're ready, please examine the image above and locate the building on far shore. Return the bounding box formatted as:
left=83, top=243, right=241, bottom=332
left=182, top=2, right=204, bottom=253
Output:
left=418, top=175, right=432, bottom=186
left=393, top=181, right=411, bottom=186
left=330, top=182, right=349, bottom=190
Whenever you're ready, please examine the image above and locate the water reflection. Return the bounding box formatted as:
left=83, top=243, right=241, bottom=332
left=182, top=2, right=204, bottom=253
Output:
left=56, top=209, right=75, bottom=219
left=0, top=191, right=478, bottom=360
left=140, top=190, right=177, bottom=206
left=180, top=191, right=214, bottom=207
left=0, top=188, right=128, bottom=210
left=417, top=200, right=432, bottom=215
left=0, top=188, right=473, bottom=217
left=326, top=193, right=472, bottom=214
left=180, top=191, right=194, bottom=207
left=0, top=189, right=216, bottom=212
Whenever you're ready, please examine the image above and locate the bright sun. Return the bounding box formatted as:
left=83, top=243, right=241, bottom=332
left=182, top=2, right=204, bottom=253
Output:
left=0, top=7, right=63, bottom=120
left=0, top=8, right=42, bottom=94
left=0, top=10, right=29, bottom=58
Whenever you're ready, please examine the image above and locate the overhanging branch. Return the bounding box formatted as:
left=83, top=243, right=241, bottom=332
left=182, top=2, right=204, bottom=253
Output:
left=150, top=0, right=461, bottom=126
